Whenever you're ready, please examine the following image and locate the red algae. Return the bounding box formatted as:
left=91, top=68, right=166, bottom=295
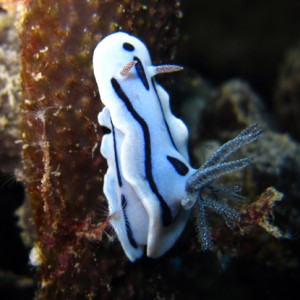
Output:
left=239, top=186, right=285, bottom=238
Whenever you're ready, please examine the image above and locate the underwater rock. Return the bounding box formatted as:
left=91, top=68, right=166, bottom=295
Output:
left=180, top=76, right=300, bottom=209
left=0, top=12, right=21, bottom=172
left=177, top=76, right=299, bottom=270
left=274, top=42, right=300, bottom=141
left=199, top=79, right=269, bottom=141
left=18, top=0, right=183, bottom=299
left=183, top=78, right=299, bottom=193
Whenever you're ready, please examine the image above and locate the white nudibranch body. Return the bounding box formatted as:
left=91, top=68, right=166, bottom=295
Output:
left=93, top=32, right=262, bottom=262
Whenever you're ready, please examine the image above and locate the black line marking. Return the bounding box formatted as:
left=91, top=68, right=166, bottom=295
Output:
left=111, top=119, right=122, bottom=187
left=121, top=195, right=138, bottom=249
left=134, top=56, right=149, bottom=90
left=123, top=42, right=135, bottom=51
left=151, top=78, right=177, bottom=150
left=100, top=125, right=111, bottom=135
left=111, top=78, right=172, bottom=226
left=167, top=156, right=189, bottom=176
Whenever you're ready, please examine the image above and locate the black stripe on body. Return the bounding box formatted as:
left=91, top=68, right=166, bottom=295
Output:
left=134, top=56, right=150, bottom=90
left=121, top=195, right=138, bottom=248
left=167, top=156, right=189, bottom=176
left=111, top=78, right=172, bottom=226
left=151, top=78, right=177, bottom=150
left=111, top=119, right=122, bottom=187
left=100, top=126, right=111, bottom=135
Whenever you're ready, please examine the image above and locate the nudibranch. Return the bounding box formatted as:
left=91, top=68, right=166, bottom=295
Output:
left=93, top=32, right=262, bottom=261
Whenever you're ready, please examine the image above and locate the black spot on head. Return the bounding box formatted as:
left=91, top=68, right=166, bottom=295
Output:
left=167, top=156, right=189, bottom=176
left=123, top=42, right=135, bottom=51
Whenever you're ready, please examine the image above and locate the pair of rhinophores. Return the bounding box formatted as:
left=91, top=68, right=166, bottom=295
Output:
left=93, top=32, right=262, bottom=261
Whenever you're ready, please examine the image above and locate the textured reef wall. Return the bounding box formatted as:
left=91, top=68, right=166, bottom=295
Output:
left=0, top=11, right=21, bottom=172
left=18, top=0, right=183, bottom=299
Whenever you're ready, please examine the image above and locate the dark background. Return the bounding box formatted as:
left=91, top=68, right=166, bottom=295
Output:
left=179, top=0, right=300, bottom=106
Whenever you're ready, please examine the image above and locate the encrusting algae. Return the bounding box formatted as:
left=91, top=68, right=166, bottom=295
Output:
left=0, top=11, right=21, bottom=172
left=18, top=0, right=183, bottom=299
